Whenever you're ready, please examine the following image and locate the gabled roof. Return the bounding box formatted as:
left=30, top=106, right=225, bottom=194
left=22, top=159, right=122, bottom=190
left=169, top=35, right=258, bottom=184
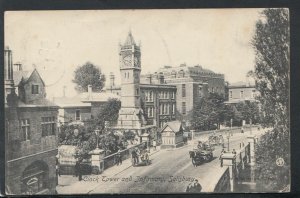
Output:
left=13, top=70, right=31, bottom=86
left=18, top=69, right=45, bottom=86
left=124, top=31, right=136, bottom=46
left=161, top=121, right=183, bottom=133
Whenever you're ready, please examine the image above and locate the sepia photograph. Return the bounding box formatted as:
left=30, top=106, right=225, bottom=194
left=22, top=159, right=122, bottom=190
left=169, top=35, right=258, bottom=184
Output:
left=4, top=8, right=290, bottom=195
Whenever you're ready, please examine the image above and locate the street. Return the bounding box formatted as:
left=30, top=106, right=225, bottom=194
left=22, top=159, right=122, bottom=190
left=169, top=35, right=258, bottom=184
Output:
left=57, top=129, right=264, bottom=194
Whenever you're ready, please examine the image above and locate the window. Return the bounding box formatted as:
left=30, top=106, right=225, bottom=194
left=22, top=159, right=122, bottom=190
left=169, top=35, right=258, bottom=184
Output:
left=149, top=91, right=153, bottom=101
left=147, top=107, right=154, bottom=117
left=164, top=104, right=168, bottom=115
left=182, top=102, right=186, bottom=115
left=182, top=84, right=186, bottom=97
left=75, top=110, right=81, bottom=121
left=145, top=91, right=149, bottom=101
left=136, top=89, right=139, bottom=95
left=229, top=91, right=232, bottom=99
left=172, top=92, right=175, bottom=99
left=212, top=87, right=214, bottom=93
left=31, top=85, right=39, bottom=94
left=20, top=119, right=30, bottom=141
left=173, top=104, right=176, bottom=115
left=240, top=91, right=244, bottom=98
left=160, top=104, right=163, bottom=115
left=198, top=86, right=202, bottom=97
left=252, top=90, right=256, bottom=98
left=41, top=117, right=56, bottom=137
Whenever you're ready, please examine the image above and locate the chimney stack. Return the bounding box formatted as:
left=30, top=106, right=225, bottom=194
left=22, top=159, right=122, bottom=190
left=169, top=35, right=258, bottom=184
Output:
left=4, top=46, right=17, bottom=105
left=110, top=72, right=115, bottom=87
left=158, top=72, right=164, bottom=84
left=88, top=85, right=92, bottom=99
left=14, top=62, right=22, bottom=71
left=146, top=74, right=152, bottom=84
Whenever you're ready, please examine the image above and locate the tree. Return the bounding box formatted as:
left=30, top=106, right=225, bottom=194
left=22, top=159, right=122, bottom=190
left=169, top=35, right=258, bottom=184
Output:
left=191, top=93, right=225, bottom=131
left=251, top=8, right=290, bottom=191
left=73, top=62, right=106, bottom=92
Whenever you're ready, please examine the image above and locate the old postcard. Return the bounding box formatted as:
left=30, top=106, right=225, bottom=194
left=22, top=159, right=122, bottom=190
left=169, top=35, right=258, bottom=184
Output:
left=4, top=9, right=290, bottom=195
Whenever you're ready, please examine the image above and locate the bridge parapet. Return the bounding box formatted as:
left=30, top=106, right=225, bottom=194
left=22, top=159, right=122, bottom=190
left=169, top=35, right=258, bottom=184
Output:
left=213, top=143, right=252, bottom=192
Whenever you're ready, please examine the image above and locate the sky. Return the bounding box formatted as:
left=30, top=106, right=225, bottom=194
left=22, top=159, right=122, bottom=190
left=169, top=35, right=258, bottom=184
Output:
left=5, top=9, right=263, bottom=98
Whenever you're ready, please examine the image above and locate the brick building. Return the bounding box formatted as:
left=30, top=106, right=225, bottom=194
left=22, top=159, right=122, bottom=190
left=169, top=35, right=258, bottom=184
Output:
left=53, top=85, right=120, bottom=125
left=141, top=64, right=224, bottom=126
left=106, top=74, right=177, bottom=130
left=5, top=47, right=59, bottom=195
left=225, top=81, right=258, bottom=104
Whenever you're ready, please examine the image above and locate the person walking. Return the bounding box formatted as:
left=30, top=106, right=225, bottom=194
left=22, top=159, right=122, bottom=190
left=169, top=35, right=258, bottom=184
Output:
left=135, top=147, right=140, bottom=164
left=78, top=159, right=83, bottom=181
left=220, top=149, right=226, bottom=167
left=117, top=148, right=122, bottom=165
left=193, top=179, right=202, bottom=192
left=153, top=140, right=157, bottom=151
left=74, top=160, right=79, bottom=177
left=232, top=149, right=237, bottom=155
left=186, top=182, right=193, bottom=192
left=131, top=149, right=137, bottom=165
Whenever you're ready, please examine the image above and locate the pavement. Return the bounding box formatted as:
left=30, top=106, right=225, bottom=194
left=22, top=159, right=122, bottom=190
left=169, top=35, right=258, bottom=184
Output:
left=56, top=146, right=161, bottom=194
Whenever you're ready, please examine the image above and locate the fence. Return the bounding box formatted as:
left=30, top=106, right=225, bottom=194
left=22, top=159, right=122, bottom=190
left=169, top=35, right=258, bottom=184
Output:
left=103, top=142, right=147, bottom=170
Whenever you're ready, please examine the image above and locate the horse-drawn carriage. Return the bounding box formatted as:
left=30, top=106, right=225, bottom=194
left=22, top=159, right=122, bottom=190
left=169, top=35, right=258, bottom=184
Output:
left=208, top=134, right=224, bottom=146
left=189, top=142, right=214, bottom=167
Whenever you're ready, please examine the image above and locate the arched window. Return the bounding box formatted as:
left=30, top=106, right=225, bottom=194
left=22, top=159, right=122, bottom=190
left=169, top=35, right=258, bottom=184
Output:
left=21, top=161, right=49, bottom=195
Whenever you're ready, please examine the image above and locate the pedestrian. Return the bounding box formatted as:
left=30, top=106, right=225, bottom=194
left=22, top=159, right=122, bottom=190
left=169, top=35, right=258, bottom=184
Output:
left=74, top=161, right=79, bottom=177
left=56, top=163, right=60, bottom=177
left=186, top=182, right=193, bottom=192
left=193, top=179, right=202, bottom=192
left=135, top=147, right=140, bottom=164
left=117, top=148, right=122, bottom=165
left=131, top=149, right=137, bottom=165
left=144, top=150, right=150, bottom=165
left=232, top=149, right=237, bottom=155
left=153, top=140, right=157, bottom=151
left=220, top=149, right=226, bottom=167
left=78, top=159, right=82, bottom=181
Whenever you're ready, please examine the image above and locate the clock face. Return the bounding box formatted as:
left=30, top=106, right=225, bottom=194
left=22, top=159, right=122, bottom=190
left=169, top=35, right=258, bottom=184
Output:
left=123, top=55, right=132, bottom=67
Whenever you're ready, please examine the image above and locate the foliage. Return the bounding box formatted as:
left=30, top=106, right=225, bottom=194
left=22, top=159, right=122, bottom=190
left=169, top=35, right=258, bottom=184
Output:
left=58, top=99, right=122, bottom=158
left=235, top=101, right=261, bottom=124
left=88, top=98, right=121, bottom=133
left=73, top=62, right=106, bottom=93
left=191, top=93, right=225, bottom=131
left=251, top=8, right=290, bottom=191
left=124, top=130, right=136, bottom=141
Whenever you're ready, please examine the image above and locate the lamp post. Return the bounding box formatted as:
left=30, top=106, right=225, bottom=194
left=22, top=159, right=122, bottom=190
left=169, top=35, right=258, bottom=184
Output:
left=250, top=119, right=252, bottom=135
left=95, top=128, right=100, bottom=149
left=227, top=132, right=230, bottom=152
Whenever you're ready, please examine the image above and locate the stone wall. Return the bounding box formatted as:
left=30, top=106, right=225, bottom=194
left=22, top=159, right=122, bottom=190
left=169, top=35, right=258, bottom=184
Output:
left=213, top=168, right=231, bottom=192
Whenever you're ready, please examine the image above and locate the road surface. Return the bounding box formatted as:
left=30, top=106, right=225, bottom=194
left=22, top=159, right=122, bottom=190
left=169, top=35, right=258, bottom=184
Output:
left=82, top=129, right=264, bottom=193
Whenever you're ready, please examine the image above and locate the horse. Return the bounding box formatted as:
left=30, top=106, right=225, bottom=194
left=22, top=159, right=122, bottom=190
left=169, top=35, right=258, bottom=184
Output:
left=189, top=151, right=203, bottom=167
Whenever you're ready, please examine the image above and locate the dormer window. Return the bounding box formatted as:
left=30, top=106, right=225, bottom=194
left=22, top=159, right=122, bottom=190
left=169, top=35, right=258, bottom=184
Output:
left=32, top=85, right=39, bottom=94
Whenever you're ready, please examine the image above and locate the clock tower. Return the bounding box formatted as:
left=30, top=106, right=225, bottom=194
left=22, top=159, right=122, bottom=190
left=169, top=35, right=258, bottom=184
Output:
left=117, top=31, right=146, bottom=128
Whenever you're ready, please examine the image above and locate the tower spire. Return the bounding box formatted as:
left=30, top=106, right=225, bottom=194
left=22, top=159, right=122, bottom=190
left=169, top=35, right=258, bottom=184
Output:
left=124, top=30, right=136, bottom=46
